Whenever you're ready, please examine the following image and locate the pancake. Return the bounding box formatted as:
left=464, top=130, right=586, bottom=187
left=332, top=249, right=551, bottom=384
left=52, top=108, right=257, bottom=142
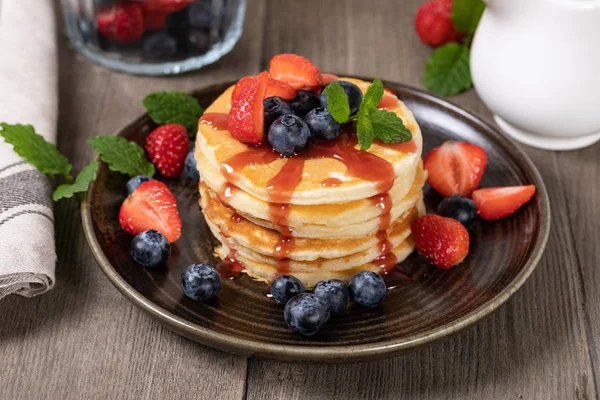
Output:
left=195, top=77, right=423, bottom=205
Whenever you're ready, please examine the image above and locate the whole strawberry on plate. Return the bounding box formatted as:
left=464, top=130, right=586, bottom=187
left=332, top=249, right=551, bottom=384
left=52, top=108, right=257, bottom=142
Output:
left=411, top=214, right=470, bottom=269
left=145, top=123, right=190, bottom=177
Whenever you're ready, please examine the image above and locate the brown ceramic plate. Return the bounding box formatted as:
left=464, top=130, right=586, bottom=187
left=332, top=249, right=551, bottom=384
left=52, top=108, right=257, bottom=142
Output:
left=81, top=79, right=550, bottom=363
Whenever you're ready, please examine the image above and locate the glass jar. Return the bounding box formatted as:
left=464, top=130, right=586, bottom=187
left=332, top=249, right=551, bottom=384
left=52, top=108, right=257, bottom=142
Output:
left=62, top=0, right=246, bottom=75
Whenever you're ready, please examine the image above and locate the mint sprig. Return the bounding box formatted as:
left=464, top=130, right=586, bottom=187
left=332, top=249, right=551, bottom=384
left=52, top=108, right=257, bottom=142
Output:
left=53, top=161, right=98, bottom=201
left=88, top=136, right=155, bottom=177
left=323, top=79, right=412, bottom=150
left=143, top=91, right=204, bottom=135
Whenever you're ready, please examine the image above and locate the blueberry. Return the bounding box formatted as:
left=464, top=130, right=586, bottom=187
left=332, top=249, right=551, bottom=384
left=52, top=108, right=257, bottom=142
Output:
left=289, top=90, right=321, bottom=119
left=142, top=32, right=177, bottom=60
left=312, top=279, right=349, bottom=313
left=188, top=0, right=212, bottom=29
left=181, top=263, right=221, bottom=301
left=320, top=81, right=363, bottom=116
left=304, top=108, right=341, bottom=140
left=284, top=293, right=330, bottom=336
left=270, top=275, right=305, bottom=305
left=126, top=175, right=153, bottom=196
left=437, top=194, right=478, bottom=231
left=130, top=230, right=170, bottom=268
left=268, top=115, right=311, bottom=156
left=183, top=149, right=200, bottom=181
left=264, top=97, right=293, bottom=131
left=349, top=271, right=386, bottom=308
left=165, top=8, right=191, bottom=50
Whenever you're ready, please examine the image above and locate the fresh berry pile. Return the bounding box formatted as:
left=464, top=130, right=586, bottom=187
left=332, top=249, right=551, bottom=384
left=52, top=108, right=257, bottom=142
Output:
left=94, top=0, right=222, bottom=59
left=411, top=140, right=537, bottom=269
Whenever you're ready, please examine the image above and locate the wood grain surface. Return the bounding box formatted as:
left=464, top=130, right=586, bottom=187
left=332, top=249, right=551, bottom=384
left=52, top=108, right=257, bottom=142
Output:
left=0, top=0, right=598, bottom=398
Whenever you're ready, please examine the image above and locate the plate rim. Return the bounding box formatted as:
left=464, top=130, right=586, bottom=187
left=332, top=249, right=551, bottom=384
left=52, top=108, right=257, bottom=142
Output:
left=81, top=78, right=551, bottom=363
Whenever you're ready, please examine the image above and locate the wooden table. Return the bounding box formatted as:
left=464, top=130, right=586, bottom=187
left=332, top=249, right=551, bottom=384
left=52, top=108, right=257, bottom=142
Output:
left=1, top=1, right=598, bottom=398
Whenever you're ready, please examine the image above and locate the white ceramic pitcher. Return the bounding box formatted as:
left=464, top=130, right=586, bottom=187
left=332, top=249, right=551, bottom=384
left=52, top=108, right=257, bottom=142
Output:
left=470, top=0, right=600, bottom=150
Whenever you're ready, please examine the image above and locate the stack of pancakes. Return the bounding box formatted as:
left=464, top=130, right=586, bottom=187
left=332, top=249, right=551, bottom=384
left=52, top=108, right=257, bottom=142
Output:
left=195, top=78, right=425, bottom=288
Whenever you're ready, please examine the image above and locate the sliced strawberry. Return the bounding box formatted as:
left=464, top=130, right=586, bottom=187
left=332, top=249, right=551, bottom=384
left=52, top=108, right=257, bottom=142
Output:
left=265, top=78, right=296, bottom=100
left=227, top=71, right=269, bottom=144
left=97, top=4, right=144, bottom=44
left=231, top=76, right=254, bottom=101
left=423, top=141, right=487, bottom=197
left=472, top=185, right=536, bottom=220
left=119, top=181, right=182, bottom=242
left=140, top=0, right=193, bottom=14
left=145, top=124, right=190, bottom=178
left=269, top=54, right=323, bottom=90
left=321, top=73, right=340, bottom=85
left=411, top=214, right=470, bottom=269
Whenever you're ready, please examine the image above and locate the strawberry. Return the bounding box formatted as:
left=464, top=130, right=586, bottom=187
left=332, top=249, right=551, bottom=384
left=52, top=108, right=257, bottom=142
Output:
left=140, top=0, right=194, bottom=14
left=143, top=12, right=166, bottom=31
left=119, top=180, right=182, bottom=243
left=472, top=185, right=536, bottom=220
left=228, top=71, right=269, bottom=144
left=423, top=141, right=487, bottom=198
left=97, top=4, right=144, bottom=44
left=269, top=54, right=323, bottom=91
left=265, top=79, right=296, bottom=100
left=321, top=73, right=340, bottom=85
left=415, top=0, right=464, bottom=47
left=231, top=76, right=254, bottom=101
left=411, top=214, right=470, bottom=269
left=145, top=124, right=190, bottom=178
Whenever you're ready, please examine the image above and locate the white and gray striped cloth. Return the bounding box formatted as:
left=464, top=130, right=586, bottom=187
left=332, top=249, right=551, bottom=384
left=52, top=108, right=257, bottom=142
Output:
left=0, top=0, right=57, bottom=298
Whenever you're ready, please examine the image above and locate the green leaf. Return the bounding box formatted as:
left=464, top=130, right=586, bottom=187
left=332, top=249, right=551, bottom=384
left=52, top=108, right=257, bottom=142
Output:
left=368, top=110, right=413, bottom=143
left=423, top=43, right=472, bottom=96
left=142, top=91, right=204, bottom=134
left=452, top=0, right=485, bottom=35
left=322, top=82, right=351, bottom=124
left=53, top=161, right=98, bottom=201
left=359, top=78, right=384, bottom=117
left=0, top=123, right=72, bottom=178
left=87, top=136, right=155, bottom=178
left=356, top=116, right=375, bottom=150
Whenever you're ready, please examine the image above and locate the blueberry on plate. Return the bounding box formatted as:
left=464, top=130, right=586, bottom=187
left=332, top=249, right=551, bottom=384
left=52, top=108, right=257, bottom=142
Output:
left=304, top=107, right=341, bottom=140
left=320, top=80, right=363, bottom=116
left=130, top=230, right=171, bottom=268
left=268, top=115, right=311, bottom=156
left=289, top=90, right=321, bottom=119
left=181, top=263, right=221, bottom=301
left=349, top=271, right=386, bottom=308
left=312, top=279, right=349, bottom=313
left=437, top=194, right=478, bottom=231
left=264, top=97, right=293, bottom=131
left=142, top=32, right=178, bottom=60
left=284, top=293, right=330, bottom=336
left=270, top=274, right=305, bottom=305
left=126, top=175, right=153, bottom=196
left=183, top=149, right=200, bottom=182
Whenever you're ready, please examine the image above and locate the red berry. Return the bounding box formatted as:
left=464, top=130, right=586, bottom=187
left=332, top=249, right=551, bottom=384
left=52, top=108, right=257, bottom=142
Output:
left=321, top=73, right=340, bottom=85
left=423, top=141, right=487, bottom=198
left=269, top=54, right=323, bottom=91
left=140, top=0, right=193, bottom=14
left=411, top=214, right=470, bottom=269
left=265, top=78, right=296, bottom=100
left=228, top=71, right=269, bottom=144
left=231, top=76, right=255, bottom=101
left=145, top=124, right=190, bottom=178
left=97, top=4, right=144, bottom=44
left=415, top=0, right=464, bottom=47
left=143, top=12, right=167, bottom=31
left=119, top=180, right=182, bottom=243
left=472, top=185, right=536, bottom=220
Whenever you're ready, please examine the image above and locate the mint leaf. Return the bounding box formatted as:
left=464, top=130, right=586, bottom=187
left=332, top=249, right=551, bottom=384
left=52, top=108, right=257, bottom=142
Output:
left=0, top=123, right=72, bottom=178
left=88, top=136, right=155, bottom=177
left=368, top=110, right=412, bottom=143
left=452, top=0, right=485, bottom=35
left=53, top=161, right=98, bottom=201
left=424, top=43, right=472, bottom=96
left=142, top=91, right=204, bottom=134
left=359, top=78, right=384, bottom=117
left=356, top=117, right=375, bottom=150
left=322, top=82, right=351, bottom=124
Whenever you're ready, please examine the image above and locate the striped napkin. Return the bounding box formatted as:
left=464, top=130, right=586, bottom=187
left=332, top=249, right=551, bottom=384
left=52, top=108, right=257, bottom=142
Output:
left=0, top=0, right=58, bottom=298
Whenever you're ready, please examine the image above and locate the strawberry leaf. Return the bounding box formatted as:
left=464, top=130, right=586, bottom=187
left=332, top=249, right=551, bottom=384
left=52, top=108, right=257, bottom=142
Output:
left=53, top=161, right=98, bottom=201
left=88, top=136, right=155, bottom=177
left=424, top=43, right=472, bottom=96
left=452, top=0, right=485, bottom=35
left=0, top=123, right=72, bottom=178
